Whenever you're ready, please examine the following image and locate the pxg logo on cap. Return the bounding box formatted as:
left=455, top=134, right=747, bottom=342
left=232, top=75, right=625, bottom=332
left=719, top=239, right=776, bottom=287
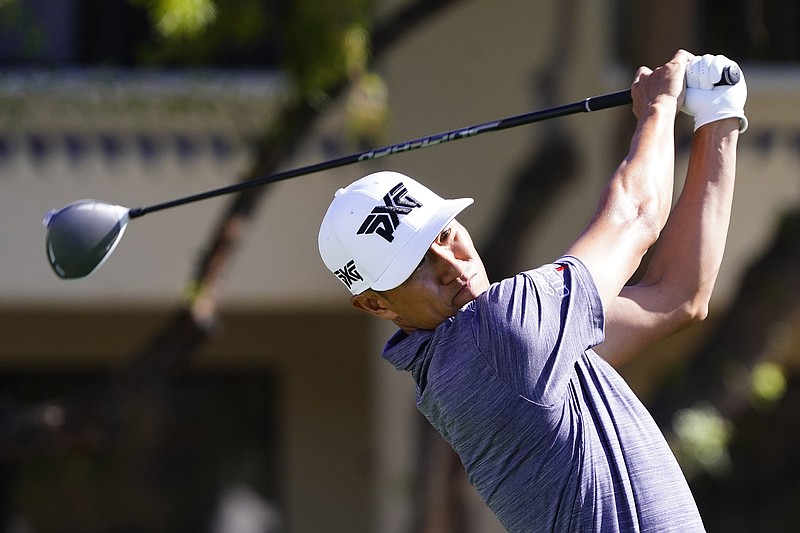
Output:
left=356, top=182, right=423, bottom=242
left=318, top=171, right=473, bottom=295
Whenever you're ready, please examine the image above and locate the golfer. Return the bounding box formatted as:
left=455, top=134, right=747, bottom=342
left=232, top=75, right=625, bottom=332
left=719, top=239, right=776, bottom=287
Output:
left=318, top=50, right=746, bottom=532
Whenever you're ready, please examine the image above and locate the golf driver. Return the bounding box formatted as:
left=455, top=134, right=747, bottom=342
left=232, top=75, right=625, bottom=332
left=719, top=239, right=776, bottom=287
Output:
left=43, top=65, right=740, bottom=279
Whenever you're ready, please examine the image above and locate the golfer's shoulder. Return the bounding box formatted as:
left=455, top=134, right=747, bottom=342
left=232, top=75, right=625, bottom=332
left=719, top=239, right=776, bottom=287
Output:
left=474, top=259, right=602, bottom=341
left=480, top=260, right=581, bottom=311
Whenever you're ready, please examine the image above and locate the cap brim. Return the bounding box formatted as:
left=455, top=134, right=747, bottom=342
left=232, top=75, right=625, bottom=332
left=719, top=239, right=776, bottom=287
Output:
left=370, top=197, right=473, bottom=291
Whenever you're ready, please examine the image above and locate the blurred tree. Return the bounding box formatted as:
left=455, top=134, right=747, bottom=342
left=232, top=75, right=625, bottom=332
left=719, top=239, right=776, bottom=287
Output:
left=0, top=0, right=469, bottom=531
left=132, top=0, right=280, bottom=66
left=135, top=0, right=219, bottom=39
left=646, top=208, right=800, bottom=532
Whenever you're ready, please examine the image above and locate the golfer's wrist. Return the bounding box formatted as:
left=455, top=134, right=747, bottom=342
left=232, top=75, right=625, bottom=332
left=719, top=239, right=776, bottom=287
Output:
left=693, top=117, right=740, bottom=144
left=648, top=94, right=680, bottom=115
left=636, top=96, right=678, bottom=130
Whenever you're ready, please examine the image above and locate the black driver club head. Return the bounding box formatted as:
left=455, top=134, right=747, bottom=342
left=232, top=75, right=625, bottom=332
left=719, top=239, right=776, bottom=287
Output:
left=43, top=200, right=130, bottom=279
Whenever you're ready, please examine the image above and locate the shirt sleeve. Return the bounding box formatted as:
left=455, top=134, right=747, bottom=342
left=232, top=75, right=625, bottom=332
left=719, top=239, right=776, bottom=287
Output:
left=473, top=256, right=605, bottom=406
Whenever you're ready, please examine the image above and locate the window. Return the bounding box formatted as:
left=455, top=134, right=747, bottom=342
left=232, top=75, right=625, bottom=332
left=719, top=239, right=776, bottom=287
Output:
left=0, top=0, right=283, bottom=68
left=0, top=369, right=282, bottom=531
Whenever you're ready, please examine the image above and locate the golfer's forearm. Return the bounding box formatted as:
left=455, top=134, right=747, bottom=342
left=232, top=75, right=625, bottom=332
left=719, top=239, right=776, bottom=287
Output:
left=639, top=119, right=739, bottom=319
left=567, top=99, right=679, bottom=310
left=611, top=98, right=677, bottom=240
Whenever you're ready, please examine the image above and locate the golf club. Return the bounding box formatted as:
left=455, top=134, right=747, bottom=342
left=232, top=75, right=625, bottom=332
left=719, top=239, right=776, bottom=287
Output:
left=43, top=65, right=740, bottom=279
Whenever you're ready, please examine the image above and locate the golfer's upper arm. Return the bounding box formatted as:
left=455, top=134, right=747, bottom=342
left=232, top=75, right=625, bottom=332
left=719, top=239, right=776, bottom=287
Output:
left=563, top=235, right=673, bottom=366
left=564, top=201, right=658, bottom=315
left=592, top=283, right=696, bottom=365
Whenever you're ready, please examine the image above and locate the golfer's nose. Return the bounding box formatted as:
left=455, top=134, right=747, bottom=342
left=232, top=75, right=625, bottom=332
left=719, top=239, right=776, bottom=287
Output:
left=428, top=243, right=463, bottom=284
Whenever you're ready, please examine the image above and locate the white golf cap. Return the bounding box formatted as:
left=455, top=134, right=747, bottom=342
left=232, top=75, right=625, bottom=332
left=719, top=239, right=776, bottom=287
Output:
left=319, top=171, right=473, bottom=295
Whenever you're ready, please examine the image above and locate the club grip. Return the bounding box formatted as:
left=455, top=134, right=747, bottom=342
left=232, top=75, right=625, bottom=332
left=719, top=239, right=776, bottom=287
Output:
left=717, top=64, right=740, bottom=86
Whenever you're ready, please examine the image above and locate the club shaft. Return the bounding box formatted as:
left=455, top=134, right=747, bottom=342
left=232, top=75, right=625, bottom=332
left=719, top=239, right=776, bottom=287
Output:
left=128, top=89, right=633, bottom=219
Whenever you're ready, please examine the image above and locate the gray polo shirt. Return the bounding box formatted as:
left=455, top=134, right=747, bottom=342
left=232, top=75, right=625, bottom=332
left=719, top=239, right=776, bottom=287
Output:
left=382, top=256, right=704, bottom=532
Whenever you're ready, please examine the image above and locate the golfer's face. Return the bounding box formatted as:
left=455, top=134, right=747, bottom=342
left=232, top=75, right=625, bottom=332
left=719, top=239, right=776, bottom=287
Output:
left=381, top=220, right=490, bottom=330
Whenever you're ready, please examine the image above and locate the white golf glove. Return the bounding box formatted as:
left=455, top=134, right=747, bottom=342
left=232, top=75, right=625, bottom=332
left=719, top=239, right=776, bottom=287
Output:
left=682, top=54, right=748, bottom=133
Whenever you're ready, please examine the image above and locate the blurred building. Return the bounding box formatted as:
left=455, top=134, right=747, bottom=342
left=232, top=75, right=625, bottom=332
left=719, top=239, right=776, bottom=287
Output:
left=0, top=0, right=798, bottom=532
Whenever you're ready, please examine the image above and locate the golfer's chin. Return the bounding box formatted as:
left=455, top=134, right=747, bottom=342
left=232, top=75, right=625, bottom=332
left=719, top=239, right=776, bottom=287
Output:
left=452, top=287, right=477, bottom=310
left=452, top=274, right=488, bottom=310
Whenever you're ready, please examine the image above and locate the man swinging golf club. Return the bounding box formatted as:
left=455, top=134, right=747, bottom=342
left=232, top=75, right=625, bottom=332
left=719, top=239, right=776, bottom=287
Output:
left=319, top=50, right=746, bottom=532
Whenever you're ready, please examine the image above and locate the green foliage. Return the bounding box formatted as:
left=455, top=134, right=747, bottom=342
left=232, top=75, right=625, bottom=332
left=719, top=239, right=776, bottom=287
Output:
left=671, top=402, right=733, bottom=478
left=751, top=362, right=787, bottom=406
left=132, top=0, right=385, bottom=141
left=134, top=0, right=218, bottom=38
left=132, top=0, right=275, bottom=67
left=282, top=0, right=374, bottom=100
left=345, top=71, right=389, bottom=145
left=132, top=0, right=378, bottom=104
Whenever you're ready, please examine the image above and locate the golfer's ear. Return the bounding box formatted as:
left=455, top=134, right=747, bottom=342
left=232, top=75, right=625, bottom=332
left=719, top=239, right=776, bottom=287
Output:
left=350, top=291, right=398, bottom=321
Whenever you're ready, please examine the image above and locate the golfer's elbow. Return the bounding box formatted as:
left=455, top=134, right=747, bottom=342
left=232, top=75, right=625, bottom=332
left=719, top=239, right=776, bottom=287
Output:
left=637, top=266, right=717, bottom=330
left=637, top=198, right=666, bottom=247
left=605, top=181, right=665, bottom=248
left=671, top=285, right=713, bottom=329
left=684, top=297, right=710, bottom=324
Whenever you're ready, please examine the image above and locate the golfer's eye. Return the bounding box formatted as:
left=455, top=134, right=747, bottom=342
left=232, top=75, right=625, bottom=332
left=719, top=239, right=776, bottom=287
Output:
left=438, top=227, right=451, bottom=243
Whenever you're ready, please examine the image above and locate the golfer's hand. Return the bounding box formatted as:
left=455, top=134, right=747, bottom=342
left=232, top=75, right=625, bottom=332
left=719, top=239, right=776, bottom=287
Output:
left=631, top=49, right=692, bottom=119
left=683, top=54, right=748, bottom=132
